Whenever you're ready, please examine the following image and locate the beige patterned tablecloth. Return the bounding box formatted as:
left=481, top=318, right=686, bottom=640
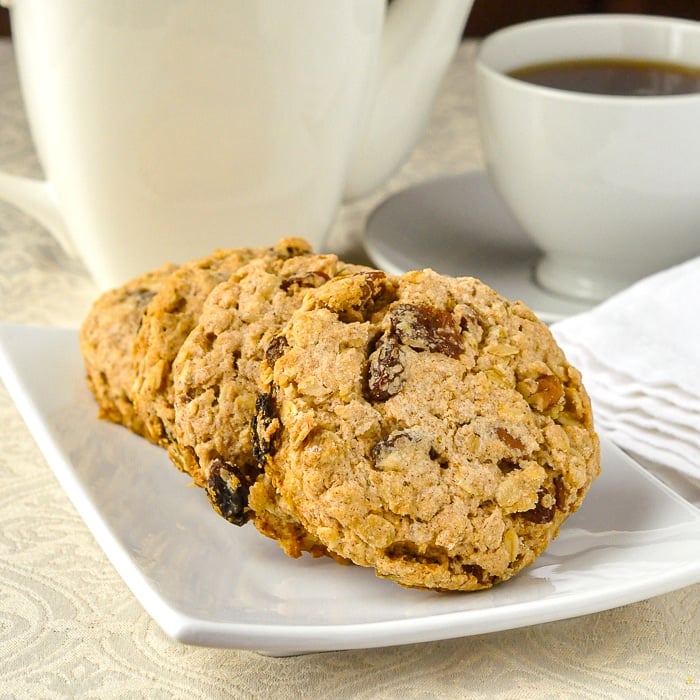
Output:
left=1, top=38, right=698, bottom=699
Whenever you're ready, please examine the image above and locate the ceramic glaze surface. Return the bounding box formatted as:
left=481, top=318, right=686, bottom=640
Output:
left=476, top=15, right=700, bottom=302
left=0, top=0, right=473, bottom=288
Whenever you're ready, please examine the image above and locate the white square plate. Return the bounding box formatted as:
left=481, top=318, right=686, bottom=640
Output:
left=1, top=323, right=699, bottom=656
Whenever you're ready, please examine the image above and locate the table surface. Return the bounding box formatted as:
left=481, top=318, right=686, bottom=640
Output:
left=1, top=37, right=698, bottom=699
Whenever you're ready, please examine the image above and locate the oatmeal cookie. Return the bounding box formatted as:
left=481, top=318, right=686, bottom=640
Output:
left=79, top=262, right=177, bottom=438
left=251, top=268, right=600, bottom=591
left=131, top=238, right=311, bottom=475
left=171, top=252, right=371, bottom=539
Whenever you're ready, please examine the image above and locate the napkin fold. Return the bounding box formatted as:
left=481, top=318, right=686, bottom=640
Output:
left=551, top=256, right=700, bottom=507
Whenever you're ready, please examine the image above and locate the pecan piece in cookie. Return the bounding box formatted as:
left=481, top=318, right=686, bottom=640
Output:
left=517, top=374, right=565, bottom=413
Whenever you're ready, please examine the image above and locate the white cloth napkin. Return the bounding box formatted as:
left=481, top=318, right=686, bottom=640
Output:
left=551, top=256, right=700, bottom=507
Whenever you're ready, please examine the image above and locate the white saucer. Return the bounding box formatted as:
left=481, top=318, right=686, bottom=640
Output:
left=365, top=171, right=593, bottom=323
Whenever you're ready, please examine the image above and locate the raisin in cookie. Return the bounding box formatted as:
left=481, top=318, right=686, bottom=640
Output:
left=251, top=269, right=600, bottom=591
left=79, top=262, right=177, bottom=438
left=171, top=252, right=371, bottom=538
left=131, top=238, right=311, bottom=476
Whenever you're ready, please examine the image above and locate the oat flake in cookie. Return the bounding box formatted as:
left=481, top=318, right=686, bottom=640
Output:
left=252, top=269, right=600, bottom=591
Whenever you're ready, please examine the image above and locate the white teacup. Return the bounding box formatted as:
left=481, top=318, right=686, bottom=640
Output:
left=0, top=0, right=473, bottom=289
left=476, top=14, right=700, bottom=302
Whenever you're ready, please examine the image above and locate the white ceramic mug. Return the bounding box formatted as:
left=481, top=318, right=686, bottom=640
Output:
left=0, top=0, right=473, bottom=289
left=476, top=14, right=700, bottom=302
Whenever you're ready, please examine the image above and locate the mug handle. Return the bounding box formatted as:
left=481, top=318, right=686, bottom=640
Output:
left=343, top=0, right=473, bottom=200
left=0, top=171, right=77, bottom=256
left=1, top=0, right=75, bottom=256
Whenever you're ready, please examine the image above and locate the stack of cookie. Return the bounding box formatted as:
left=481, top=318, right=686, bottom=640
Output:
left=80, top=238, right=600, bottom=591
